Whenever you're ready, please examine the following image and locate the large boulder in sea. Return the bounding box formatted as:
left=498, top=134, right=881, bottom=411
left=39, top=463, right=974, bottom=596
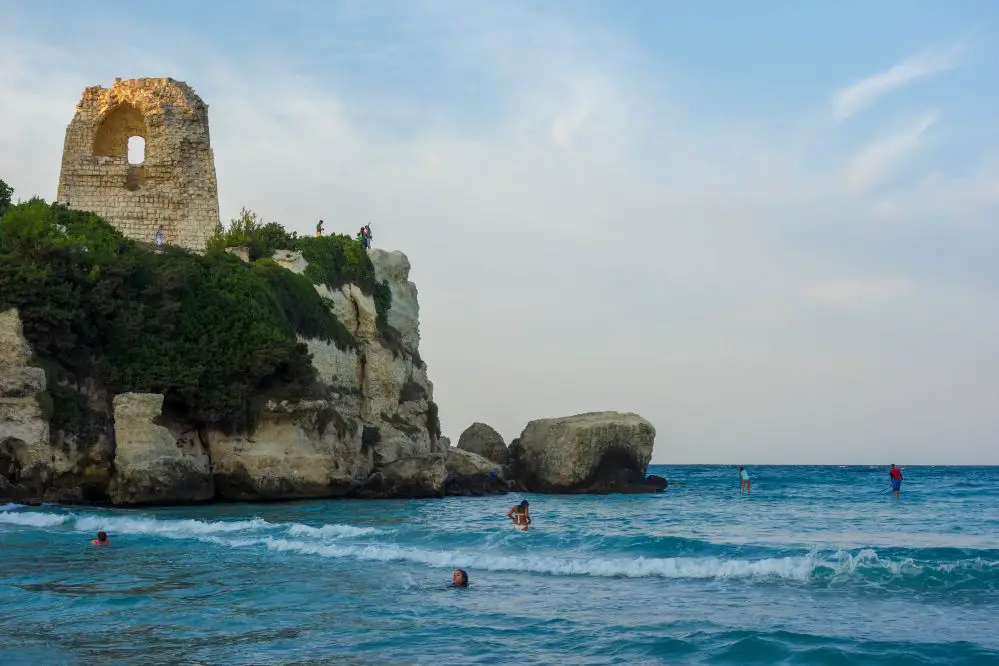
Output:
left=510, top=411, right=660, bottom=493
left=456, top=422, right=508, bottom=465
left=108, top=393, right=214, bottom=505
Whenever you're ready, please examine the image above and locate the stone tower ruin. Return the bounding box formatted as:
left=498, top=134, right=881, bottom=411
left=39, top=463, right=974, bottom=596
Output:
left=56, top=78, right=220, bottom=252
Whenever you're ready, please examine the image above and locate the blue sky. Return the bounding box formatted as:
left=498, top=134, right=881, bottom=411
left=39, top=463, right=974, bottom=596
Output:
left=2, top=1, right=999, bottom=463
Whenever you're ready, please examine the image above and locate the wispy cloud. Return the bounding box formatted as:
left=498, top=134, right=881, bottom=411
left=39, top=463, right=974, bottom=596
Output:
left=808, top=278, right=912, bottom=309
left=843, top=112, right=938, bottom=195
left=832, top=43, right=968, bottom=122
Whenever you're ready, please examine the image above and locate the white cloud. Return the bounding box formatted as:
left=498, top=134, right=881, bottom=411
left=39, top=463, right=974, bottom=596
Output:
left=832, top=43, right=968, bottom=121
left=843, top=112, right=937, bottom=195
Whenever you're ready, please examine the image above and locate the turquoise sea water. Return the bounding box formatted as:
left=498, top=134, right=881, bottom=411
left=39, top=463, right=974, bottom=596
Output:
left=1, top=465, right=997, bottom=665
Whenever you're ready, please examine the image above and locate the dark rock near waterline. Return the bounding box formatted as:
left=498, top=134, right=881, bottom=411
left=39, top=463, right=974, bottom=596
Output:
left=444, top=447, right=510, bottom=496
left=352, top=455, right=447, bottom=499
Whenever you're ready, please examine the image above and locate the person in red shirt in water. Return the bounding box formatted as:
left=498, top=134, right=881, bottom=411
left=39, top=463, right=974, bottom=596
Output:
left=889, top=464, right=903, bottom=498
left=92, top=531, right=110, bottom=546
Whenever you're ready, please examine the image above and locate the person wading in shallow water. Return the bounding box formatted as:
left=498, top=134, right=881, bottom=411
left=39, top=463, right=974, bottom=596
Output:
left=92, top=531, right=110, bottom=546
left=507, top=500, right=531, bottom=530
left=451, top=569, right=468, bottom=587
left=739, top=466, right=751, bottom=495
left=889, top=464, right=903, bottom=498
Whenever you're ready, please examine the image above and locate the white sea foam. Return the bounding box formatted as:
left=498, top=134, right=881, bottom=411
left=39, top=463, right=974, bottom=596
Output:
left=208, top=536, right=823, bottom=581
left=73, top=515, right=275, bottom=537
left=286, top=523, right=382, bottom=538
left=204, top=536, right=999, bottom=583
left=1, top=507, right=384, bottom=544
left=0, top=511, right=70, bottom=527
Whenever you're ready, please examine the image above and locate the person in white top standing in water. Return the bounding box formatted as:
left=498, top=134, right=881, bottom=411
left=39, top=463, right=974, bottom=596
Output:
left=739, top=466, right=751, bottom=495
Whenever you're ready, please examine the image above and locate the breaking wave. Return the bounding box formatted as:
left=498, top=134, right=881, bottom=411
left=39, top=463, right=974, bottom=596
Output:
left=1, top=507, right=385, bottom=542
left=0, top=510, right=69, bottom=528
left=203, top=535, right=999, bottom=588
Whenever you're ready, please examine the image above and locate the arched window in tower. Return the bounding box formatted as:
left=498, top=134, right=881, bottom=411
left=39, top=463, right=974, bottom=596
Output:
left=93, top=102, right=146, bottom=158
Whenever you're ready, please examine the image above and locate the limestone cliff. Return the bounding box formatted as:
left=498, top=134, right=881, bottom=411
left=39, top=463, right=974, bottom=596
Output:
left=109, top=393, right=213, bottom=505
left=0, top=247, right=442, bottom=505
left=0, top=309, right=112, bottom=503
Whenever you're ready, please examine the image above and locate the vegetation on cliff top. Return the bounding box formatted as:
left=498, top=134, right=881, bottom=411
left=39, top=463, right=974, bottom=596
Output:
left=0, top=179, right=12, bottom=217
left=0, top=190, right=370, bottom=433
left=207, top=209, right=393, bottom=333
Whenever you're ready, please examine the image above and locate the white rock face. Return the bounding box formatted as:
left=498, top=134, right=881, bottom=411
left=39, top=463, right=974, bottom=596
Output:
left=286, top=248, right=438, bottom=467
left=0, top=310, right=32, bottom=367
left=0, top=310, right=56, bottom=499
left=203, top=400, right=372, bottom=500
left=272, top=249, right=308, bottom=274
left=369, top=249, right=421, bottom=351
left=109, top=393, right=213, bottom=505
left=513, top=412, right=656, bottom=493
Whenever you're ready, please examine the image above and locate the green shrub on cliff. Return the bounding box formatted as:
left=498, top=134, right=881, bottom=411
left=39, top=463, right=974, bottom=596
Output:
left=0, top=199, right=324, bottom=431
left=207, top=208, right=295, bottom=262
left=0, top=179, right=12, bottom=217
left=208, top=210, right=394, bottom=334
left=251, top=258, right=355, bottom=349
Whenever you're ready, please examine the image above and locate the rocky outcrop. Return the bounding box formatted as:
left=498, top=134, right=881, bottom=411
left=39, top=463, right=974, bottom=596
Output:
left=204, top=400, right=372, bottom=501
left=511, top=411, right=659, bottom=494
left=283, top=248, right=438, bottom=471
left=108, top=393, right=213, bottom=505
left=0, top=241, right=454, bottom=505
left=444, top=447, right=509, bottom=496
left=456, top=422, right=508, bottom=465
left=0, top=310, right=55, bottom=501
left=353, top=454, right=447, bottom=499
left=1, top=310, right=113, bottom=503
left=0, top=309, right=32, bottom=367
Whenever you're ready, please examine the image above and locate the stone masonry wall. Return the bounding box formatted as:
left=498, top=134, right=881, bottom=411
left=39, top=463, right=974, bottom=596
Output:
left=56, top=78, right=220, bottom=252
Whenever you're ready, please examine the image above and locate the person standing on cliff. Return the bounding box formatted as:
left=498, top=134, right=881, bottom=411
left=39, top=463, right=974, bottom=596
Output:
left=316, top=219, right=324, bottom=237
left=364, top=223, right=372, bottom=248
left=154, top=225, right=164, bottom=250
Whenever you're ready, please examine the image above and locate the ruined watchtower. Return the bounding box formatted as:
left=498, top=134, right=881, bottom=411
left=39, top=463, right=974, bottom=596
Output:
left=56, top=78, right=220, bottom=252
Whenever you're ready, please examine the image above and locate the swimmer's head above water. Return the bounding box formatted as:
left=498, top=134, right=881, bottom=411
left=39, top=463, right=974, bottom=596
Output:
left=92, top=531, right=109, bottom=545
left=452, top=569, right=468, bottom=587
